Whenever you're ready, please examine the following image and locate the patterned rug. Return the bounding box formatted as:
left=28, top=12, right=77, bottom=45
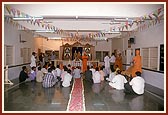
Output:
left=67, top=78, right=85, bottom=111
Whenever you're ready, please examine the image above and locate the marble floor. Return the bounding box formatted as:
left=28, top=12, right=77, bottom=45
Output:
left=3, top=79, right=164, bottom=112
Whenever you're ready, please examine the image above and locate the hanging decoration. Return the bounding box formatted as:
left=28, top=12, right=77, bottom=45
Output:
left=4, top=4, right=164, bottom=42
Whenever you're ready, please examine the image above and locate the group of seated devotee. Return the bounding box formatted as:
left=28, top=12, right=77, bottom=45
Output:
left=19, top=61, right=145, bottom=96
left=83, top=65, right=106, bottom=84
left=106, top=65, right=145, bottom=95
left=19, top=62, right=86, bottom=88
left=83, top=64, right=145, bottom=96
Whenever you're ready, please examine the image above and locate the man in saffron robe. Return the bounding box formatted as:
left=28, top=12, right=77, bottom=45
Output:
left=121, top=49, right=142, bottom=80
left=115, top=53, right=122, bottom=71
left=131, top=49, right=142, bottom=77
left=82, top=52, right=88, bottom=73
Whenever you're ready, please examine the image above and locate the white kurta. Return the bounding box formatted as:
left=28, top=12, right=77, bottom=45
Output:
left=36, top=71, right=44, bottom=82
left=73, top=68, right=81, bottom=78
left=106, top=72, right=116, bottom=82
left=62, top=73, right=72, bottom=87
left=30, top=55, right=36, bottom=67
left=104, top=56, right=110, bottom=68
left=129, top=76, right=145, bottom=95
left=109, top=74, right=127, bottom=90
left=92, top=71, right=101, bottom=83
left=109, top=55, right=116, bottom=63
left=104, top=55, right=110, bottom=74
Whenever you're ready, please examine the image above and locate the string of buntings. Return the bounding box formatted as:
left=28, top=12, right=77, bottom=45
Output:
left=126, top=7, right=164, bottom=37
left=4, top=4, right=164, bottom=41
left=4, top=16, right=46, bottom=38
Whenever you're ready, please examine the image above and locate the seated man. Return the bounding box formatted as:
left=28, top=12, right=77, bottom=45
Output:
left=84, top=66, right=93, bottom=83
left=122, top=49, right=142, bottom=78
left=42, top=68, right=57, bottom=88
left=92, top=67, right=101, bottom=84
left=124, top=71, right=145, bottom=95
left=29, top=66, right=36, bottom=82
left=19, top=66, right=29, bottom=83
left=106, top=66, right=116, bottom=82
left=109, top=70, right=127, bottom=90
left=73, top=66, right=81, bottom=78
left=36, top=66, right=44, bottom=82
left=62, top=69, right=72, bottom=87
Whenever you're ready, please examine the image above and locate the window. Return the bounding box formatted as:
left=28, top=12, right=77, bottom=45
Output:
left=96, top=51, right=101, bottom=61
left=159, top=44, right=164, bottom=71
left=142, top=47, right=158, bottom=70
left=4, top=45, right=13, bottom=66
left=96, top=51, right=109, bottom=62
left=21, top=48, right=31, bottom=63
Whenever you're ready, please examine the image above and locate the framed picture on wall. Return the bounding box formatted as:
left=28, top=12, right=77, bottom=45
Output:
left=65, top=47, right=70, bottom=53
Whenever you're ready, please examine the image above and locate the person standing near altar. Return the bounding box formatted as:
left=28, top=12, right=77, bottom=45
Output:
left=104, top=52, right=110, bottom=76
left=82, top=52, right=88, bottom=73
left=115, top=53, right=123, bottom=71
left=30, top=52, right=37, bottom=68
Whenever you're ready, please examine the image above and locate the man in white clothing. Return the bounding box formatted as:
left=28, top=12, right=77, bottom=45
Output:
left=92, top=67, right=101, bottom=84
left=90, top=66, right=95, bottom=77
left=104, top=52, right=110, bottom=75
left=36, top=66, right=44, bottom=82
left=106, top=66, right=116, bottom=82
left=109, top=70, right=127, bottom=90
left=124, top=71, right=145, bottom=95
left=30, top=52, right=36, bottom=67
left=73, top=66, right=81, bottom=78
left=62, top=69, right=72, bottom=87
left=56, top=65, right=61, bottom=81
left=109, top=53, right=116, bottom=70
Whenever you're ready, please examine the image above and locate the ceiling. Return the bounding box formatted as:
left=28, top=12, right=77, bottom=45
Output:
left=4, top=3, right=164, bottom=40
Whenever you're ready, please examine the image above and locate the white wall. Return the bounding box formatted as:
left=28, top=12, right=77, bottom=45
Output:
left=93, top=40, right=112, bottom=52
left=4, top=21, right=34, bottom=80
left=4, top=21, right=35, bottom=65
left=112, top=38, right=124, bottom=52
left=121, top=21, right=164, bottom=90
left=132, top=23, right=164, bottom=49
left=142, top=70, right=164, bottom=90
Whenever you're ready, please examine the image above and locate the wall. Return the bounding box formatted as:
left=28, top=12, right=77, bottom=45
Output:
left=93, top=40, right=112, bottom=52
left=112, top=38, right=124, bottom=52
left=142, top=70, right=164, bottom=90
left=4, top=21, right=34, bottom=80
left=122, top=21, right=164, bottom=90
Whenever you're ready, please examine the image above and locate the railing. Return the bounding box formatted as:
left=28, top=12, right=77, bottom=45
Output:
left=4, top=65, right=14, bottom=85
left=53, top=60, right=99, bottom=67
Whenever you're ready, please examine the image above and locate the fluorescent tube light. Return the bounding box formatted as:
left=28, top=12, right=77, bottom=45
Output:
left=104, top=31, right=121, bottom=34
left=35, top=30, right=55, bottom=33
left=48, top=37, right=62, bottom=39
left=13, top=16, right=43, bottom=20
left=94, top=37, right=107, bottom=40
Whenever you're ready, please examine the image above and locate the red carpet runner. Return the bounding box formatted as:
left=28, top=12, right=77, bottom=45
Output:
left=67, top=78, right=85, bottom=111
